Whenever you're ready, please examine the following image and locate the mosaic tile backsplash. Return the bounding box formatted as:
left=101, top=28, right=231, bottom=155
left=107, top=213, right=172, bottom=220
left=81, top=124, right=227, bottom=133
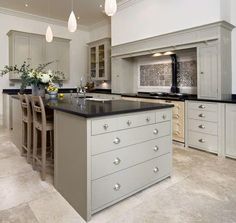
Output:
left=139, top=60, right=197, bottom=87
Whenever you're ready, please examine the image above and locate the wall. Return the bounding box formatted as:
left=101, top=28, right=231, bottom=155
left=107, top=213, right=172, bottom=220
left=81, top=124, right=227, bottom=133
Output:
left=112, top=0, right=236, bottom=93
left=0, top=11, right=90, bottom=114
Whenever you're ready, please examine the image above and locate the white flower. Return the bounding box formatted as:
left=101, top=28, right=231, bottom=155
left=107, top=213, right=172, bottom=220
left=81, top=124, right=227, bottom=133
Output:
left=40, top=73, right=51, bottom=83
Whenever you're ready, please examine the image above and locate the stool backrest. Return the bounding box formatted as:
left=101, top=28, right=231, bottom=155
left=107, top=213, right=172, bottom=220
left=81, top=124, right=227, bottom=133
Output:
left=31, top=96, right=46, bottom=128
left=18, top=93, right=32, bottom=121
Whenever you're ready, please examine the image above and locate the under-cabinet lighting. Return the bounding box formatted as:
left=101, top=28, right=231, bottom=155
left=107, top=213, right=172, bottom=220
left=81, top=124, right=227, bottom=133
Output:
left=164, top=51, right=174, bottom=55
left=152, top=53, right=163, bottom=57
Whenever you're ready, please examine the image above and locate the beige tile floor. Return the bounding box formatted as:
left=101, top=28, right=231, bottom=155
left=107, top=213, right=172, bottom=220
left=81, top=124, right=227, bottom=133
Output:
left=0, top=125, right=236, bottom=223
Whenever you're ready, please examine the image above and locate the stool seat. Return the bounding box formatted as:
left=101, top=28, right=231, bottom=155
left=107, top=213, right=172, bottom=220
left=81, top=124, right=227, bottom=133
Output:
left=34, top=121, right=53, bottom=131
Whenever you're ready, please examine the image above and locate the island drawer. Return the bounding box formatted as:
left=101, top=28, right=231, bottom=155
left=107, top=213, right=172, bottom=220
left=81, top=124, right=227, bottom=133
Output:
left=156, top=109, right=172, bottom=123
left=188, top=131, right=218, bottom=153
left=188, top=109, right=218, bottom=123
left=92, top=136, right=171, bottom=180
left=91, top=112, right=156, bottom=135
left=188, top=101, right=218, bottom=112
left=188, top=119, right=218, bottom=135
left=92, top=153, right=171, bottom=211
left=91, top=122, right=171, bottom=155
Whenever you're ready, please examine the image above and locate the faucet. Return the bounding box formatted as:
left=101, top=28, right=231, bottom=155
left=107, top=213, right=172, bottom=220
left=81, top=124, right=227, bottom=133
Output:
left=77, top=77, right=87, bottom=99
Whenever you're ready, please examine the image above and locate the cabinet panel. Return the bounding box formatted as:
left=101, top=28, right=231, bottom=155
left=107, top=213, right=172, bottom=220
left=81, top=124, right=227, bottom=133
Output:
left=198, top=44, right=218, bottom=99
left=225, top=104, right=236, bottom=158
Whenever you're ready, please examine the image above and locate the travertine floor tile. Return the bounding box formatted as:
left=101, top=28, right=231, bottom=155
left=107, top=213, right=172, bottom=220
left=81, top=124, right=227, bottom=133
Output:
left=29, top=192, right=85, bottom=223
left=0, top=203, right=39, bottom=223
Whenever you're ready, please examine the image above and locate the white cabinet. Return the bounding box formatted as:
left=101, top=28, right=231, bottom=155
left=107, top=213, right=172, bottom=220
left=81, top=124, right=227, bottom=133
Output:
left=8, top=30, right=70, bottom=80
left=225, top=104, right=236, bottom=158
left=88, top=38, right=111, bottom=81
left=198, top=43, right=218, bottom=99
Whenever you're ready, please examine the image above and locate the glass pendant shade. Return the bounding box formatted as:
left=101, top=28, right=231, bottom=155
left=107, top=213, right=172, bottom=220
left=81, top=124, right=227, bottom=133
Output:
left=68, top=11, right=77, bottom=32
left=105, top=0, right=117, bottom=16
left=46, top=25, right=53, bottom=42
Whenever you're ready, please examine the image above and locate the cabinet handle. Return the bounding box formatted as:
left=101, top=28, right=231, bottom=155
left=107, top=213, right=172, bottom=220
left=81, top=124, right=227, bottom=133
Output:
left=154, top=146, right=159, bottom=152
left=162, top=114, right=167, bottom=120
left=153, top=129, right=159, bottom=135
left=153, top=167, right=159, bottom=173
left=113, top=158, right=121, bottom=165
left=199, top=105, right=205, bottom=109
left=200, top=71, right=204, bottom=74
left=199, top=139, right=206, bottom=143
left=199, top=114, right=205, bottom=118
left=146, top=117, right=151, bottom=122
left=103, top=124, right=109, bottom=130
left=113, top=183, right=121, bottom=191
left=127, top=120, right=132, bottom=126
left=198, top=125, right=205, bottom=129
left=113, top=137, right=121, bottom=144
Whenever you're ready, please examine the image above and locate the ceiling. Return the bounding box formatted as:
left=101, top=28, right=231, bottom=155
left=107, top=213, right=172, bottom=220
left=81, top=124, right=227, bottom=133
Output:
left=0, top=0, right=122, bottom=26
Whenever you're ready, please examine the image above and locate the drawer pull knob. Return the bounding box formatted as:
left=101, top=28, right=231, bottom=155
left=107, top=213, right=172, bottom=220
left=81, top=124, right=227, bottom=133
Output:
left=113, top=183, right=121, bottom=191
left=154, top=146, right=159, bottom=152
left=162, top=114, right=167, bottom=120
left=113, top=158, right=121, bottom=165
left=153, top=167, right=159, bottom=173
left=199, top=139, right=206, bottom=143
left=153, top=129, right=159, bottom=135
left=103, top=124, right=109, bottom=130
left=127, top=120, right=132, bottom=126
left=199, top=114, right=205, bottom=118
left=199, top=105, right=205, bottom=109
left=113, top=137, right=121, bottom=144
left=199, top=125, right=205, bottom=129
left=146, top=117, right=150, bottom=122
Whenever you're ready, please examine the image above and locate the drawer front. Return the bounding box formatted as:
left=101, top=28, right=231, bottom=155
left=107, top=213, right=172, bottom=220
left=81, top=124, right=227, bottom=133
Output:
left=188, top=101, right=218, bottom=112
left=92, top=136, right=172, bottom=180
left=188, top=119, right=218, bottom=135
left=156, top=109, right=172, bottom=123
left=188, top=109, right=218, bottom=122
left=188, top=131, right=218, bottom=153
left=91, top=122, right=171, bottom=155
left=92, top=112, right=156, bottom=135
left=92, top=153, right=171, bottom=211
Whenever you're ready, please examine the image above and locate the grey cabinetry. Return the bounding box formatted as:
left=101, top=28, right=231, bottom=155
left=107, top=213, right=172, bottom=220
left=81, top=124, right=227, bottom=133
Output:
left=225, top=104, right=236, bottom=159
left=8, top=30, right=70, bottom=80
left=198, top=43, right=218, bottom=99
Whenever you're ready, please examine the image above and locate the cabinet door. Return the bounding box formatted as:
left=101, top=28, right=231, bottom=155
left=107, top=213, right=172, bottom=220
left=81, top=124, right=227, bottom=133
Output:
left=198, top=44, right=218, bottom=99
left=29, top=35, right=45, bottom=68
left=98, top=44, right=105, bottom=79
left=90, top=46, right=97, bottom=79
left=226, top=104, right=236, bottom=158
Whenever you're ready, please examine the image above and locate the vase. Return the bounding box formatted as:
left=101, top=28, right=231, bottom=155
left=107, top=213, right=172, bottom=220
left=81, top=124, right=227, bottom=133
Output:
left=48, top=92, right=58, bottom=100
left=31, top=84, right=45, bottom=97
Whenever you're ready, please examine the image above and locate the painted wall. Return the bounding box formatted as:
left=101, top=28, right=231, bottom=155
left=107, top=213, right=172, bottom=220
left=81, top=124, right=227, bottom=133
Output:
left=89, top=20, right=111, bottom=42
left=231, top=0, right=236, bottom=93
left=0, top=12, right=90, bottom=114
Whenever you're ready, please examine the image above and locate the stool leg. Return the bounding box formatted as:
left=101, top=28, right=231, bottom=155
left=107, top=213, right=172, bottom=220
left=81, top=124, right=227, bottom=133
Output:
left=41, top=130, right=47, bottom=181
left=26, top=122, right=31, bottom=163
left=21, top=122, right=25, bottom=156
left=49, top=130, right=54, bottom=160
left=32, top=127, right=37, bottom=170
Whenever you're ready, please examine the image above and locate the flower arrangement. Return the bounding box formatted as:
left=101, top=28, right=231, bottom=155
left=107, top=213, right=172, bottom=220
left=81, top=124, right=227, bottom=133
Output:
left=0, top=61, right=64, bottom=93
left=47, top=83, right=59, bottom=93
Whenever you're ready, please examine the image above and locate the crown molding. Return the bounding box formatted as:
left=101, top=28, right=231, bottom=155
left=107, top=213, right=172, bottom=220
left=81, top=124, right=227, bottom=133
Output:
left=0, top=7, right=89, bottom=31
left=117, top=0, right=144, bottom=11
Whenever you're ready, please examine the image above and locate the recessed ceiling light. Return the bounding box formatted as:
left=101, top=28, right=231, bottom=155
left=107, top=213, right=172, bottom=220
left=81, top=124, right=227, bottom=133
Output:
left=77, top=16, right=80, bottom=20
left=25, top=3, right=28, bottom=7
left=99, top=4, right=103, bottom=8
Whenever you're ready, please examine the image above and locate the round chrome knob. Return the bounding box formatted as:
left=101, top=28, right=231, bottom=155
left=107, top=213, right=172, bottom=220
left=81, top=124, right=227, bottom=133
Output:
left=153, top=129, right=159, bottom=135
left=199, top=114, right=205, bottom=118
left=146, top=117, right=150, bottom=122
left=162, top=114, right=167, bottom=120
left=153, top=167, right=159, bottom=173
left=127, top=120, right=132, bottom=126
left=199, top=139, right=206, bottom=143
left=113, top=183, right=121, bottom=191
left=113, top=158, right=121, bottom=165
left=113, top=137, right=121, bottom=144
left=103, top=124, right=109, bottom=130
left=154, top=146, right=159, bottom=152
left=199, top=125, right=205, bottom=129
left=199, top=105, right=205, bottom=109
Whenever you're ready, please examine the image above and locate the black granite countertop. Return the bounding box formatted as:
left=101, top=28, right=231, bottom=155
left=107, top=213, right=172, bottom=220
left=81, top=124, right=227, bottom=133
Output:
left=47, top=96, right=174, bottom=118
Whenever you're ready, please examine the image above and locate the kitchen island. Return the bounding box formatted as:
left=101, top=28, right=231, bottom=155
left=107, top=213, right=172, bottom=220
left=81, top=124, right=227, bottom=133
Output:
left=51, top=97, right=173, bottom=221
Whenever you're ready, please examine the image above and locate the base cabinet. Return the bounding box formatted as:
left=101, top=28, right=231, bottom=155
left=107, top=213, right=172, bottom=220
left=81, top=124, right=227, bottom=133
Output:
left=225, top=104, right=236, bottom=158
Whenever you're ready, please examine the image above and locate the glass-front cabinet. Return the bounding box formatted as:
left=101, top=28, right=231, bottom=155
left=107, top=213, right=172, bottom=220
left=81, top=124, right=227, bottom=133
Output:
left=88, top=38, right=111, bottom=81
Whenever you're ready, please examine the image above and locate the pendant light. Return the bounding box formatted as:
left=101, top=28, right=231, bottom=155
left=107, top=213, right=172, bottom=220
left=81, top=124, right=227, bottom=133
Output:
left=45, top=0, right=53, bottom=42
left=68, top=0, right=77, bottom=32
left=46, top=26, right=53, bottom=42
left=105, top=0, right=117, bottom=16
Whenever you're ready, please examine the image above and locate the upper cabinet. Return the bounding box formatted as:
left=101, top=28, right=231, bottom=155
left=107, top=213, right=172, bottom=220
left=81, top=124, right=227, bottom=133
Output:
left=7, top=30, right=70, bottom=80
left=88, top=38, right=111, bottom=81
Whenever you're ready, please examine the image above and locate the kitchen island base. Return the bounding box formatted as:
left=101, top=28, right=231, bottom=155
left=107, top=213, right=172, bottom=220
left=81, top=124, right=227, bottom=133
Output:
left=54, top=108, right=172, bottom=221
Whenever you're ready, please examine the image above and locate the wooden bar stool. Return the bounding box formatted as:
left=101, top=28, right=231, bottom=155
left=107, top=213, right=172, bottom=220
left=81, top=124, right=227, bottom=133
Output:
left=31, top=96, right=54, bottom=181
left=18, top=93, right=32, bottom=163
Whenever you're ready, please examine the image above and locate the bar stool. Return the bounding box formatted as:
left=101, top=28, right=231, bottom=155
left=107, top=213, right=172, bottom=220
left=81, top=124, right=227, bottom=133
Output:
left=31, top=96, right=54, bottom=181
left=18, top=93, right=32, bottom=163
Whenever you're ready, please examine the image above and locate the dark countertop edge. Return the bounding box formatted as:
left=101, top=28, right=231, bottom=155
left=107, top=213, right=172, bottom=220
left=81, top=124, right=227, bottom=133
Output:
left=87, top=89, right=112, bottom=94
left=50, top=104, right=174, bottom=118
